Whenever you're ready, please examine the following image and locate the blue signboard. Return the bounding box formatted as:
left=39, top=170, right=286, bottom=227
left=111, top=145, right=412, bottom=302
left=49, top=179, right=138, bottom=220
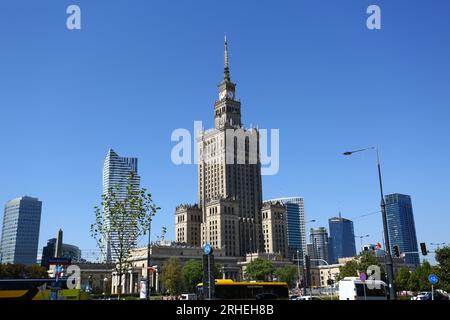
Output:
left=204, top=243, right=213, bottom=255
left=428, top=274, right=439, bottom=285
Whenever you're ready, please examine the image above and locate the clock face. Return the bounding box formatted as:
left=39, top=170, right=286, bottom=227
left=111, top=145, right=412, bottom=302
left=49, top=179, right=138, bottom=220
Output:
left=219, top=91, right=226, bottom=99
left=227, top=91, right=234, bottom=99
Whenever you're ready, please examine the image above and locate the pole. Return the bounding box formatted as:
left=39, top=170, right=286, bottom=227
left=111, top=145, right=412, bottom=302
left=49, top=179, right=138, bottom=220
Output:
left=208, top=254, right=211, bottom=300
left=432, top=284, right=434, bottom=301
left=296, top=250, right=301, bottom=292
left=363, top=281, right=367, bottom=301
left=146, top=219, right=152, bottom=300
left=376, top=148, right=396, bottom=300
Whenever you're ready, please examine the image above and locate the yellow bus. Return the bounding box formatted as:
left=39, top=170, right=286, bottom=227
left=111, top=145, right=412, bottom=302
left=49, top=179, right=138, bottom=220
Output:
left=196, top=279, right=289, bottom=300
left=0, top=279, right=89, bottom=300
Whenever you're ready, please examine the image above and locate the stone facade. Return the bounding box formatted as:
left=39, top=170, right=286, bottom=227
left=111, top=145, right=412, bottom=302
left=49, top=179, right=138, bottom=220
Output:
left=175, top=204, right=202, bottom=247
left=176, top=36, right=264, bottom=257
left=111, top=243, right=241, bottom=295
left=261, top=201, right=288, bottom=258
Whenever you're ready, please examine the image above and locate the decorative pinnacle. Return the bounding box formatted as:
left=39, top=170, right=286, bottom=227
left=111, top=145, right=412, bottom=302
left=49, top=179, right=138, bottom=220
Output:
left=224, top=34, right=230, bottom=81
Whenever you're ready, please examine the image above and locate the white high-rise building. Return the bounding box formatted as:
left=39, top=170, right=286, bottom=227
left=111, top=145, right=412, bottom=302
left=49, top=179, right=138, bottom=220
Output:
left=102, top=149, right=140, bottom=262
left=0, top=196, right=42, bottom=265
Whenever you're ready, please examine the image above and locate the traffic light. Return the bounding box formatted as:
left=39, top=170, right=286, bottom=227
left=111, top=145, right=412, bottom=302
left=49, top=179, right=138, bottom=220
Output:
left=420, top=242, right=428, bottom=256
left=393, top=245, right=400, bottom=258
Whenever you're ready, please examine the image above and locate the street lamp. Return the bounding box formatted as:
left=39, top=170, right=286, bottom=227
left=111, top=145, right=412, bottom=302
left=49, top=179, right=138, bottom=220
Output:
left=296, top=250, right=301, bottom=292
left=146, top=219, right=153, bottom=300
left=355, top=234, right=370, bottom=253
left=343, top=146, right=397, bottom=300
left=310, top=258, right=332, bottom=298
left=103, top=277, right=108, bottom=299
left=300, top=219, right=316, bottom=296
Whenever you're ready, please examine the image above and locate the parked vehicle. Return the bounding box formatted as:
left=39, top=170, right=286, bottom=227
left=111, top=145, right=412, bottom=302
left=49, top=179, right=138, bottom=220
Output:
left=412, top=291, right=449, bottom=301
left=296, top=295, right=323, bottom=300
left=180, top=293, right=197, bottom=300
left=338, top=277, right=387, bottom=300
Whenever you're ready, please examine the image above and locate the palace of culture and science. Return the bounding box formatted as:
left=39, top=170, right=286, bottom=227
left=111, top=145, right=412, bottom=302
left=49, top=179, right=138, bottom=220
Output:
left=175, top=37, right=288, bottom=259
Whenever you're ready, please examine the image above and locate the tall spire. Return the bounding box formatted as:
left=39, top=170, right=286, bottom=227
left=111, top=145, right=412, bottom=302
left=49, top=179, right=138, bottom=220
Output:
left=224, top=33, right=230, bottom=82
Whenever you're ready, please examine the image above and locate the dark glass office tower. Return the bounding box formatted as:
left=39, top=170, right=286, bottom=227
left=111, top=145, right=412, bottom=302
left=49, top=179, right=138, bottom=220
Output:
left=385, top=193, right=420, bottom=266
left=328, top=214, right=356, bottom=263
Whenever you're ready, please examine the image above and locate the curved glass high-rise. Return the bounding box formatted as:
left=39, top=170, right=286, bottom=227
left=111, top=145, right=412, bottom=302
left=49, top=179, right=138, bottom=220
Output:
left=102, top=149, right=140, bottom=262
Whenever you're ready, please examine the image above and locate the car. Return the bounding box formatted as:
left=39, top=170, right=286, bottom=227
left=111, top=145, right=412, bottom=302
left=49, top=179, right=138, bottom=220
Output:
left=296, top=295, right=323, bottom=300
left=413, top=291, right=449, bottom=301
left=289, top=295, right=299, bottom=300
left=180, top=293, right=197, bottom=300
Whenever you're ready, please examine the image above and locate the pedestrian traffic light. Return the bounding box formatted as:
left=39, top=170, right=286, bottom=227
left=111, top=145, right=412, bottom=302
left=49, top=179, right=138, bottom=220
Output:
left=420, top=242, right=428, bottom=256
left=393, top=245, right=400, bottom=258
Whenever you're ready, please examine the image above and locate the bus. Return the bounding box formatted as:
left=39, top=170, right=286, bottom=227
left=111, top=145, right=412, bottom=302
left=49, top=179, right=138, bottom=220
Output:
left=196, top=279, right=289, bottom=300
left=0, top=278, right=89, bottom=300
left=338, top=277, right=387, bottom=300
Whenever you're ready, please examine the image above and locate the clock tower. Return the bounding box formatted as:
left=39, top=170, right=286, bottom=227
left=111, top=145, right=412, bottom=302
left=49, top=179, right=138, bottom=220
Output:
left=214, top=35, right=242, bottom=129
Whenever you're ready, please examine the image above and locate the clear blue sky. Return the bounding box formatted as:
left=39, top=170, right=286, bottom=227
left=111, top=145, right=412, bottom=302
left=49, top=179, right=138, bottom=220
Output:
left=0, top=0, right=449, bottom=262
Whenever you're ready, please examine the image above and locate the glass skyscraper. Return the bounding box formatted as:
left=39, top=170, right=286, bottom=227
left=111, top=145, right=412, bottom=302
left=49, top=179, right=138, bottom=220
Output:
left=328, top=214, right=356, bottom=263
left=385, top=193, right=420, bottom=266
left=102, top=149, right=140, bottom=262
left=0, top=196, right=42, bottom=265
left=267, top=197, right=307, bottom=262
left=309, top=227, right=329, bottom=266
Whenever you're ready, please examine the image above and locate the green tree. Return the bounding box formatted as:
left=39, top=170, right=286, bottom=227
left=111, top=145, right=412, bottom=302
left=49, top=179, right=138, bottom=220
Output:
left=337, top=260, right=359, bottom=281
left=0, top=264, right=47, bottom=279
left=358, top=253, right=386, bottom=281
left=337, top=253, right=385, bottom=281
left=90, top=172, right=160, bottom=298
left=395, top=267, right=411, bottom=292
left=435, top=246, right=450, bottom=292
left=274, top=264, right=298, bottom=288
left=182, top=260, right=203, bottom=293
left=161, top=257, right=184, bottom=295
left=245, top=258, right=275, bottom=281
left=408, top=261, right=436, bottom=292
left=182, top=260, right=223, bottom=293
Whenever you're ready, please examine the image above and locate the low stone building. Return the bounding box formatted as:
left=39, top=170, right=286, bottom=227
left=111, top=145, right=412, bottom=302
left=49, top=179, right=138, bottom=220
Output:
left=111, top=242, right=241, bottom=295
left=238, top=252, right=294, bottom=281
left=310, top=263, right=341, bottom=289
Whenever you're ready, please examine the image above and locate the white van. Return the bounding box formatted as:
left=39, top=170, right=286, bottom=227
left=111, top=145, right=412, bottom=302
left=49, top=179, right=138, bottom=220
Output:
left=338, top=277, right=388, bottom=300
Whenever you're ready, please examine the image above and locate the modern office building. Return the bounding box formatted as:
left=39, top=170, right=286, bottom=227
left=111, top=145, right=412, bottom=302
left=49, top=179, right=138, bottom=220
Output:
left=385, top=193, right=420, bottom=266
left=102, top=148, right=140, bottom=262
left=266, top=197, right=307, bottom=262
left=175, top=36, right=264, bottom=257
left=40, top=229, right=82, bottom=267
left=309, top=227, right=329, bottom=266
left=0, top=196, right=42, bottom=265
left=328, top=213, right=356, bottom=263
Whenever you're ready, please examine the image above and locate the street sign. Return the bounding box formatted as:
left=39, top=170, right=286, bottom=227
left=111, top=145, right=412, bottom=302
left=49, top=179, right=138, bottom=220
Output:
left=48, top=258, right=71, bottom=265
left=204, top=243, right=213, bottom=255
left=428, top=274, right=439, bottom=285
left=359, top=272, right=367, bottom=282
